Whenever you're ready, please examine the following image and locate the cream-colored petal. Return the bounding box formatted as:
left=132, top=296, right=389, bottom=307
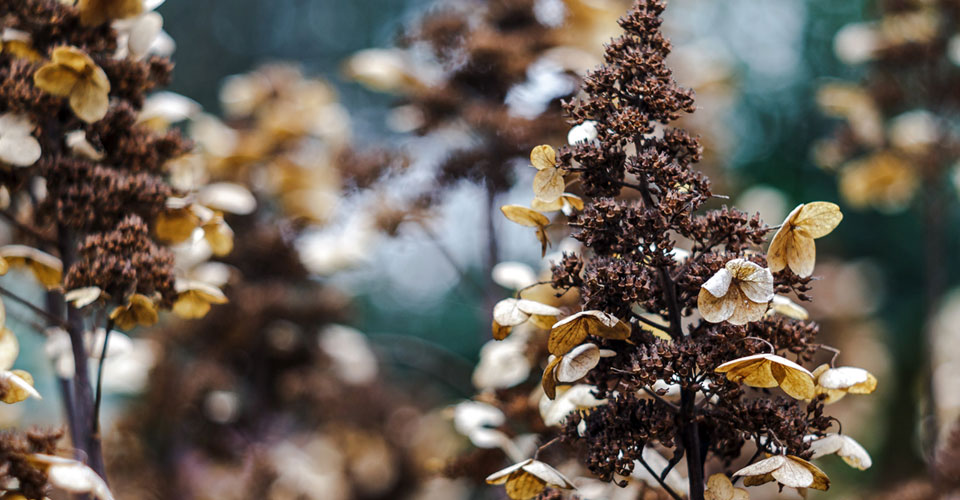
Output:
left=33, top=65, right=80, bottom=96
left=786, top=233, right=816, bottom=278
left=701, top=268, right=732, bottom=298
left=0, top=328, right=18, bottom=371
left=486, top=460, right=533, bottom=484
left=698, top=287, right=735, bottom=323
left=771, top=362, right=816, bottom=399
left=734, top=455, right=787, bottom=477
left=818, top=366, right=877, bottom=393
left=736, top=267, right=774, bottom=304
left=770, top=295, right=809, bottom=320
left=493, top=298, right=531, bottom=327
left=501, top=205, right=549, bottom=228
left=770, top=457, right=814, bottom=488
left=530, top=144, right=556, bottom=170
left=128, top=12, right=163, bottom=57
left=533, top=168, right=565, bottom=203
left=515, top=299, right=562, bottom=317
left=795, top=202, right=843, bottom=238
left=70, top=80, right=110, bottom=123
left=727, top=295, right=768, bottom=326
left=521, top=460, right=575, bottom=489
left=556, top=343, right=600, bottom=382
left=0, top=133, right=40, bottom=167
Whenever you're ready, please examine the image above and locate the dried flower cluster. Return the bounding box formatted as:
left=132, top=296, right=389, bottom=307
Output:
left=455, top=2, right=877, bottom=499
left=0, top=0, right=228, bottom=493
left=105, top=65, right=440, bottom=500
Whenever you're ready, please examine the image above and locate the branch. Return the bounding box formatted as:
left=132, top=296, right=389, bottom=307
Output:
left=637, top=454, right=684, bottom=500
left=0, top=284, right=68, bottom=328
left=630, top=311, right=670, bottom=333
left=92, top=319, right=113, bottom=434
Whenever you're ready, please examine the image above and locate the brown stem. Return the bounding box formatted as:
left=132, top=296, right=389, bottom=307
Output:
left=57, top=224, right=106, bottom=480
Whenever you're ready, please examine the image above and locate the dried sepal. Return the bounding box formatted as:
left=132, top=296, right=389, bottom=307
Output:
left=0, top=245, right=63, bottom=289
left=485, top=458, right=575, bottom=500
left=172, top=280, right=228, bottom=319
left=705, top=473, right=749, bottom=500
left=698, top=259, right=774, bottom=325
left=501, top=205, right=551, bottom=256
left=547, top=310, right=630, bottom=356
left=0, top=369, right=39, bottom=403
left=767, top=295, right=809, bottom=320
left=539, top=384, right=605, bottom=427
left=715, top=353, right=815, bottom=400
left=767, top=202, right=843, bottom=277
left=733, top=455, right=829, bottom=491
left=531, top=193, right=584, bottom=214
left=811, top=364, right=877, bottom=404
left=29, top=454, right=115, bottom=500
left=64, top=287, right=104, bottom=309
left=33, top=46, right=111, bottom=123
left=77, top=0, right=144, bottom=27
left=806, top=433, right=872, bottom=470
left=0, top=113, right=41, bottom=167
left=202, top=214, right=234, bottom=256
left=154, top=205, right=200, bottom=244
left=492, top=298, right=562, bottom=335
left=109, top=293, right=159, bottom=330
left=0, top=327, right=18, bottom=371
left=530, top=145, right=565, bottom=203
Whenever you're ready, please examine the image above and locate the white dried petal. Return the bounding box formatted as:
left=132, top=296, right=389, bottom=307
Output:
left=492, top=261, right=538, bottom=290
left=567, top=120, right=598, bottom=145
left=493, top=298, right=531, bottom=327
left=556, top=343, right=600, bottom=382
left=701, top=268, right=732, bottom=298
left=818, top=366, right=871, bottom=389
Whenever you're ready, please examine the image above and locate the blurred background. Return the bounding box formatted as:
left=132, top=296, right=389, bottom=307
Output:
left=9, top=0, right=960, bottom=498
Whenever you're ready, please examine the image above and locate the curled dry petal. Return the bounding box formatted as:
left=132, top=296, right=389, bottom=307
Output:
left=812, top=364, right=878, bottom=403
left=705, top=473, right=749, bottom=500
left=109, top=294, right=159, bottom=330
left=806, top=433, right=872, bottom=470
left=733, top=455, right=829, bottom=491
left=715, top=353, right=815, bottom=400
left=767, top=202, right=842, bottom=277
left=547, top=310, right=630, bottom=355
left=0, top=245, right=63, bottom=289
left=486, top=459, right=574, bottom=500
left=698, top=259, right=773, bottom=325
left=172, top=280, right=229, bottom=319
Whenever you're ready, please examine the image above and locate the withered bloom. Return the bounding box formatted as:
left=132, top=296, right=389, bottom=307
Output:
left=0, top=0, right=203, bottom=487
left=475, top=1, right=864, bottom=499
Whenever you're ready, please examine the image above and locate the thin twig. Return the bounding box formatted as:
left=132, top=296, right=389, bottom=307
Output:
left=637, top=455, right=683, bottom=500
left=817, top=344, right=841, bottom=367
left=641, top=386, right=680, bottom=412
left=533, top=436, right=561, bottom=460
left=630, top=312, right=670, bottom=333
left=0, top=210, right=56, bottom=246
left=0, top=284, right=68, bottom=328
left=660, top=448, right=684, bottom=481
left=92, top=319, right=113, bottom=434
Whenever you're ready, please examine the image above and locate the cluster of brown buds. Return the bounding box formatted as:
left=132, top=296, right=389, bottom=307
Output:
left=102, top=64, right=439, bottom=500
left=344, top=0, right=604, bottom=275
left=461, top=1, right=880, bottom=499
left=0, top=0, right=230, bottom=493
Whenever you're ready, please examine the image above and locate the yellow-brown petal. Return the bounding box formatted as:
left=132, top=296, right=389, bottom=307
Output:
left=533, top=168, right=565, bottom=203
left=505, top=471, right=547, bottom=500
left=786, top=232, right=816, bottom=278
left=69, top=79, right=110, bottom=123
left=33, top=64, right=80, bottom=96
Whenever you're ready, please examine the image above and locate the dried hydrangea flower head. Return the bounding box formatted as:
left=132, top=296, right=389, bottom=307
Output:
left=105, top=66, right=432, bottom=499
left=473, top=1, right=873, bottom=499
left=0, top=0, right=226, bottom=488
